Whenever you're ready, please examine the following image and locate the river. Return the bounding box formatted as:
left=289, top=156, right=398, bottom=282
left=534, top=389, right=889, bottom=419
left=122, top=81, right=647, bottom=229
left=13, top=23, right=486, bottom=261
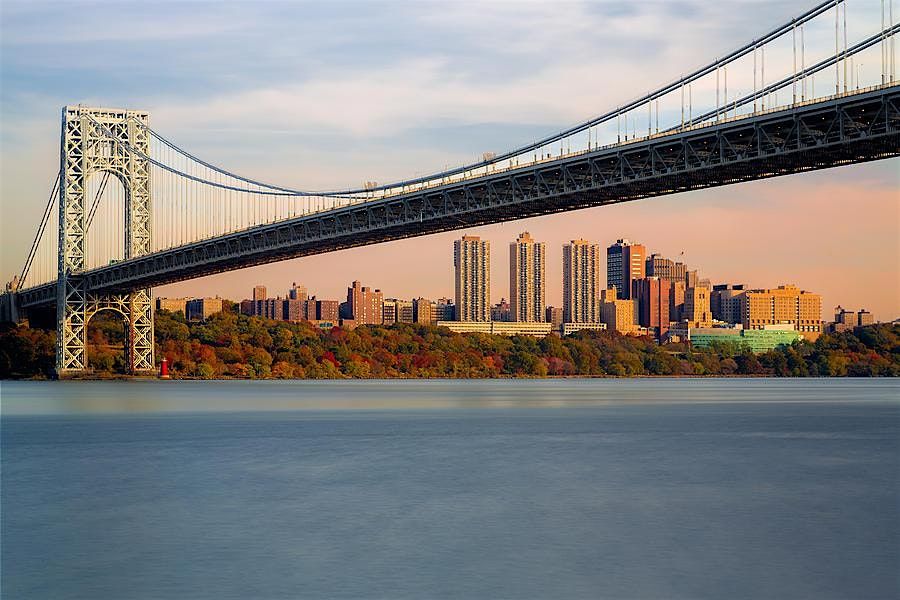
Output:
left=1, top=378, right=898, bottom=599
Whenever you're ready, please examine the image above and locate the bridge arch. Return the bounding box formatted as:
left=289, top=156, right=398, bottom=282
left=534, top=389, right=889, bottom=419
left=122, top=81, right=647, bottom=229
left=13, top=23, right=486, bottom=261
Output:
left=84, top=305, right=129, bottom=374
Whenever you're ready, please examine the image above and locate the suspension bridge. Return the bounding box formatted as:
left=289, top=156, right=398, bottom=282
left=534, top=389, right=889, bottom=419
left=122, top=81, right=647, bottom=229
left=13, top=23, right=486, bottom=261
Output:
left=1, top=0, right=898, bottom=374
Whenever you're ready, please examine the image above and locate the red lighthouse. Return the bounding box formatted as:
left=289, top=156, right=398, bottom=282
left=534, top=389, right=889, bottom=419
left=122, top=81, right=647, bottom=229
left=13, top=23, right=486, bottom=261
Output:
left=159, top=357, right=170, bottom=379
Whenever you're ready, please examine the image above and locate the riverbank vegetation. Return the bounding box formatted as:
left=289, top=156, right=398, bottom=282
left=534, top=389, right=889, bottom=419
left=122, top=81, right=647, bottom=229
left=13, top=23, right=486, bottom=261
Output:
left=1, top=307, right=897, bottom=379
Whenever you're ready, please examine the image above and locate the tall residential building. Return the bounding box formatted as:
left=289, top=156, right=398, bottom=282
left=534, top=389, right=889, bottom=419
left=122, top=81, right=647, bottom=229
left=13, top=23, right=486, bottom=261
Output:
left=509, top=231, right=546, bottom=322
left=563, top=240, right=602, bottom=323
left=347, top=281, right=384, bottom=325
left=599, top=287, right=636, bottom=334
left=683, top=286, right=712, bottom=328
left=454, top=236, right=490, bottom=321
left=607, top=239, right=646, bottom=299
left=633, top=277, right=671, bottom=337
left=252, top=286, right=267, bottom=302
left=740, top=284, right=822, bottom=338
left=711, top=284, right=746, bottom=323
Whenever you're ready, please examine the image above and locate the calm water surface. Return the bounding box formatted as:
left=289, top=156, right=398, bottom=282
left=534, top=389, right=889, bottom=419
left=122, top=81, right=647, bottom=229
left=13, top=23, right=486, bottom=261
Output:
left=2, top=379, right=898, bottom=599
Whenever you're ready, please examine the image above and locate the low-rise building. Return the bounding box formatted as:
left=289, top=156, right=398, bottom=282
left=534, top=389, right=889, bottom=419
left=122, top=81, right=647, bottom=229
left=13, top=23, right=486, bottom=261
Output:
left=413, top=298, right=436, bottom=325
left=689, top=324, right=802, bottom=353
left=157, top=297, right=187, bottom=315
left=490, top=298, right=511, bottom=322
left=858, top=309, right=874, bottom=327
left=437, top=320, right=553, bottom=337
left=186, top=297, right=224, bottom=322
left=561, top=322, right=607, bottom=336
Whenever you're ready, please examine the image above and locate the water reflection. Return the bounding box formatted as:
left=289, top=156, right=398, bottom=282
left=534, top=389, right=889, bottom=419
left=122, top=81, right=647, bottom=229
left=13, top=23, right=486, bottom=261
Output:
left=1, top=378, right=897, bottom=416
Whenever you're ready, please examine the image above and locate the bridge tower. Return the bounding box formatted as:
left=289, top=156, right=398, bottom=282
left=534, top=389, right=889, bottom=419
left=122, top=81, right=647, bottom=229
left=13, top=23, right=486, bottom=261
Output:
left=57, top=106, right=154, bottom=375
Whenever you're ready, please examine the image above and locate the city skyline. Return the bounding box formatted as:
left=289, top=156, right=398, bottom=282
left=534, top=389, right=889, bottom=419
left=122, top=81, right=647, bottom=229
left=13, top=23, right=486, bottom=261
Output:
left=152, top=194, right=897, bottom=323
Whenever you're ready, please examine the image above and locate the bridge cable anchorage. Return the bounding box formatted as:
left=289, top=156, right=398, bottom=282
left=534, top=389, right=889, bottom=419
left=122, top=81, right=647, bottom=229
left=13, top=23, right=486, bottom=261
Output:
left=667, top=23, right=900, bottom=134
left=19, top=171, right=60, bottom=287
left=117, top=0, right=856, bottom=199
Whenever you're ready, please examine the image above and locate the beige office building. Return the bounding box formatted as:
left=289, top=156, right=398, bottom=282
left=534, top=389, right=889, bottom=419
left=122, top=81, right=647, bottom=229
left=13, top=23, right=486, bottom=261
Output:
left=599, top=287, right=637, bottom=333
left=509, top=232, right=546, bottom=322
left=563, top=239, right=601, bottom=323
left=454, top=236, right=491, bottom=321
left=741, top=284, right=822, bottom=338
left=683, top=286, right=712, bottom=328
left=156, top=297, right=187, bottom=315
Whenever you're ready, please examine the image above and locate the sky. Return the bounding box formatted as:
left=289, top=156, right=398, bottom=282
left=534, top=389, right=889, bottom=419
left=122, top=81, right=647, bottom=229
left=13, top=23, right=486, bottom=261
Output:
left=1, top=0, right=898, bottom=321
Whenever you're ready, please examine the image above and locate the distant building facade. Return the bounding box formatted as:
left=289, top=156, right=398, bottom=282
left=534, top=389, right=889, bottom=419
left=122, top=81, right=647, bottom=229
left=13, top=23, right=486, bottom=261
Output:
left=711, top=284, right=746, bottom=324
left=383, top=299, right=414, bottom=325
left=435, top=297, right=456, bottom=322
left=413, top=298, right=436, bottom=325
left=186, top=297, right=224, bottom=322
left=156, top=297, right=187, bottom=315
left=633, top=277, right=671, bottom=338
left=683, top=286, right=712, bottom=328
left=645, top=253, right=687, bottom=283
left=669, top=281, right=686, bottom=323
left=491, top=298, right=511, bottom=322
left=545, top=306, right=564, bottom=330
left=599, top=287, right=637, bottom=334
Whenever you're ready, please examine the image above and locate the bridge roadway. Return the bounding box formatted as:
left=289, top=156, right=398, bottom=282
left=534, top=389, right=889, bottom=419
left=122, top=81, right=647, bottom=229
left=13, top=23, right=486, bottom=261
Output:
left=15, top=85, right=900, bottom=309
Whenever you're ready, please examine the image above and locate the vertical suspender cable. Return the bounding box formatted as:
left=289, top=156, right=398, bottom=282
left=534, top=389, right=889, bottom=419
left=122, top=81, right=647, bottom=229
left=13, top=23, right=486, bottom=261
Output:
left=836, top=0, right=841, bottom=93
left=843, top=0, right=848, bottom=93
left=793, top=21, right=798, bottom=103
left=801, top=24, right=806, bottom=100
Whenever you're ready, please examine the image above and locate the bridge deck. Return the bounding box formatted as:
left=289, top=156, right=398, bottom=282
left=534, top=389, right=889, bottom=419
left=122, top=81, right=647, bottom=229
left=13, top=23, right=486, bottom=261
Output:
left=14, top=85, right=900, bottom=309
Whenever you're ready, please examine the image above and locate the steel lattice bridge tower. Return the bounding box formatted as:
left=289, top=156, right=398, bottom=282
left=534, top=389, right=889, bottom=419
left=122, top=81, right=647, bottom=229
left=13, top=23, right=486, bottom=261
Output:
left=56, top=107, right=154, bottom=373
left=2, top=0, right=899, bottom=375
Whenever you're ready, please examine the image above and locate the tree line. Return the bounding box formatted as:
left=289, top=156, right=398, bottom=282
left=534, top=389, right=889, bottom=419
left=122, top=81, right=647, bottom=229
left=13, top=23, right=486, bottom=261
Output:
left=1, top=304, right=897, bottom=379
